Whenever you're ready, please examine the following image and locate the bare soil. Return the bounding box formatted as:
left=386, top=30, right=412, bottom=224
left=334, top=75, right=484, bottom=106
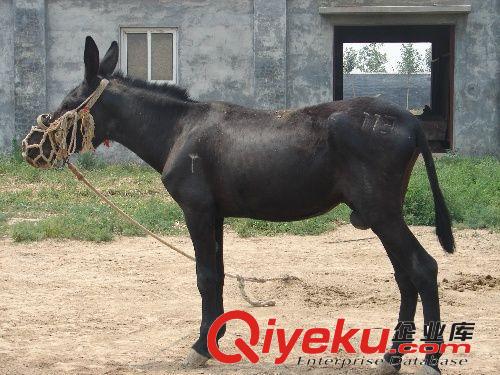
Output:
left=0, top=225, right=498, bottom=374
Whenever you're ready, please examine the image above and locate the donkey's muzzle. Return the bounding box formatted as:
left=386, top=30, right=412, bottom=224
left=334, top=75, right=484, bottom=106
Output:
left=21, top=78, right=108, bottom=169
left=21, top=123, right=58, bottom=169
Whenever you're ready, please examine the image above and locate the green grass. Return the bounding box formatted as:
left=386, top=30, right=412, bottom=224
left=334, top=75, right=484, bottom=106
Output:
left=227, top=205, right=351, bottom=237
left=0, top=212, right=7, bottom=237
left=0, top=152, right=185, bottom=242
left=0, top=151, right=498, bottom=242
left=404, top=155, right=499, bottom=229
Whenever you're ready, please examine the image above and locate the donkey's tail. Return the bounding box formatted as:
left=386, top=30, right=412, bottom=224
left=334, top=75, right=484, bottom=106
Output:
left=415, top=125, right=455, bottom=253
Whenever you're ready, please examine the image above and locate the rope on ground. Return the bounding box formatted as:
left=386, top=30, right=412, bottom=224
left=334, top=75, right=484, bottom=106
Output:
left=326, top=236, right=377, bottom=244
left=66, top=161, right=280, bottom=307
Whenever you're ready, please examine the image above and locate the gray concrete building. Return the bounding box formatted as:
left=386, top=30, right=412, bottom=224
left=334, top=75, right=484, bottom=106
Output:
left=0, top=0, right=498, bottom=158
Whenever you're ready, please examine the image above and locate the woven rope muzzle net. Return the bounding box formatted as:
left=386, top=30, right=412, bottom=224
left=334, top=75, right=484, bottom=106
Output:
left=21, top=79, right=109, bottom=168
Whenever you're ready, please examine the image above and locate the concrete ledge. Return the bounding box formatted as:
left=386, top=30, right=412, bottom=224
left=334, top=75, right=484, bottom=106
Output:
left=319, top=5, right=471, bottom=15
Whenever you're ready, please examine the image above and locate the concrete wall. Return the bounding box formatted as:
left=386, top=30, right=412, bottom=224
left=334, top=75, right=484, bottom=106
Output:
left=1, top=0, right=499, bottom=157
left=453, top=0, right=499, bottom=155
left=253, top=0, right=287, bottom=109
left=344, top=74, right=431, bottom=110
left=14, top=0, right=47, bottom=141
left=0, top=0, right=15, bottom=153
left=287, top=0, right=333, bottom=108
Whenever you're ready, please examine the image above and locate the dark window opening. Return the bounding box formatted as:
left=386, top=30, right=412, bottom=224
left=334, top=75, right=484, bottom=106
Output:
left=333, top=25, right=455, bottom=151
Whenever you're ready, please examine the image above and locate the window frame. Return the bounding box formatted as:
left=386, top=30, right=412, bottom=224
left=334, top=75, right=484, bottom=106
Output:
left=120, top=27, right=178, bottom=84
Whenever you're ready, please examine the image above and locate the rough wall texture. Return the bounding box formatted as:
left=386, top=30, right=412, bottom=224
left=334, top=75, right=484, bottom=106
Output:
left=1, top=0, right=499, bottom=157
left=13, top=0, right=46, bottom=140
left=287, top=0, right=333, bottom=108
left=321, top=0, right=470, bottom=4
left=453, top=0, right=499, bottom=156
left=253, top=0, right=286, bottom=109
left=0, top=0, right=15, bottom=152
left=344, top=74, right=431, bottom=110
left=319, top=0, right=472, bottom=25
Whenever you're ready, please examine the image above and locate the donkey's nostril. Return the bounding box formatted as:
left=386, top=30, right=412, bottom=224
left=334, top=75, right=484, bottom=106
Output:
left=41, top=114, right=51, bottom=126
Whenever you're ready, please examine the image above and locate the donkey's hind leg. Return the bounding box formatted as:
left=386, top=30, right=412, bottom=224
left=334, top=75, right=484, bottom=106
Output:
left=377, top=252, right=419, bottom=374
left=373, top=217, right=442, bottom=375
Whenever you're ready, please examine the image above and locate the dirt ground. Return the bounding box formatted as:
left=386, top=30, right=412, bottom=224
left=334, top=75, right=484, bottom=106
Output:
left=0, top=225, right=498, bottom=374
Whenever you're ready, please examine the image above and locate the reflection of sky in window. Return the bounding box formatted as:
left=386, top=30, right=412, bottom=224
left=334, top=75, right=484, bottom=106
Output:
left=344, top=43, right=431, bottom=74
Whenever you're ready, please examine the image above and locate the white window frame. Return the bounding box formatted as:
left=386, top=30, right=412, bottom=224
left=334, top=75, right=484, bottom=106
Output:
left=120, top=27, right=178, bottom=84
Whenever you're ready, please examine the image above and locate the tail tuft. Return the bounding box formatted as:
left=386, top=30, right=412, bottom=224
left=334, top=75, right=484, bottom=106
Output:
left=416, top=125, right=455, bottom=253
left=434, top=189, right=455, bottom=253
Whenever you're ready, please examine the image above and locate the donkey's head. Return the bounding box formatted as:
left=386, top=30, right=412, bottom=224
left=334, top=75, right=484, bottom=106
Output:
left=22, top=36, right=118, bottom=168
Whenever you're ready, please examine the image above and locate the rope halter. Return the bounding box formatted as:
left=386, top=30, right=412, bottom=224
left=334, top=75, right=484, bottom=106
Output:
left=22, top=79, right=109, bottom=168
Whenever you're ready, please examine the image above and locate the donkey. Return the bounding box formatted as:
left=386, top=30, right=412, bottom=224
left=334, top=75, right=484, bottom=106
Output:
left=23, top=37, right=454, bottom=374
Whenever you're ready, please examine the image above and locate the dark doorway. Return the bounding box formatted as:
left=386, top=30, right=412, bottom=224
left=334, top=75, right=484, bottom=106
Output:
left=333, top=25, right=455, bottom=151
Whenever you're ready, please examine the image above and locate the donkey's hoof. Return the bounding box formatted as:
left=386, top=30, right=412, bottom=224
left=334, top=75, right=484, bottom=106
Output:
left=375, top=360, right=399, bottom=374
left=415, top=365, right=440, bottom=375
left=182, top=349, right=210, bottom=368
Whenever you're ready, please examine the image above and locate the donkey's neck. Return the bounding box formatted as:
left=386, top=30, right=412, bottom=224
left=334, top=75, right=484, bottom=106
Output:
left=97, top=81, right=194, bottom=172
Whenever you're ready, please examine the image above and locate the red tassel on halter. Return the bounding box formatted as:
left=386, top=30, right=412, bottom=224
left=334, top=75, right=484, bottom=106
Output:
left=103, top=139, right=110, bottom=147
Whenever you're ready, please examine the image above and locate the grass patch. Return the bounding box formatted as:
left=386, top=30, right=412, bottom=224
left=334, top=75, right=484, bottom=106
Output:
left=228, top=205, right=351, bottom=237
left=404, top=155, right=499, bottom=229
left=76, top=151, right=106, bottom=171
left=0, top=152, right=498, bottom=242
left=0, top=212, right=8, bottom=237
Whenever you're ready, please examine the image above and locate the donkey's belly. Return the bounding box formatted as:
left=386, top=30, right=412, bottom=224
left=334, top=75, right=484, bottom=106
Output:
left=214, top=150, right=341, bottom=220
left=224, top=194, right=342, bottom=221
left=221, top=184, right=342, bottom=221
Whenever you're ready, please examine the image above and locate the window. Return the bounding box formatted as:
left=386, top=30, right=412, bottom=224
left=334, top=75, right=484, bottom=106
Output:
left=120, top=28, right=177, bottom=83
left=333, top=25, right=455, bottom=151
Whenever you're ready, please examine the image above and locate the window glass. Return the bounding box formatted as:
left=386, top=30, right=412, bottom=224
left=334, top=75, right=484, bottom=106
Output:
left=151, top=33, right=173, bottom=81
left=127, top=33, right=148, bottom=80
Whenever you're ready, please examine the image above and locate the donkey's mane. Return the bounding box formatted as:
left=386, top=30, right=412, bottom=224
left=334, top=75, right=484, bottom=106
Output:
left=112, top=71, right=195, bottom=102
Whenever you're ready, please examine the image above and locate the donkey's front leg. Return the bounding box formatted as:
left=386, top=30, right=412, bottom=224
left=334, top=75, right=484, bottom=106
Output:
left=183, top=209, right=225, bottom=367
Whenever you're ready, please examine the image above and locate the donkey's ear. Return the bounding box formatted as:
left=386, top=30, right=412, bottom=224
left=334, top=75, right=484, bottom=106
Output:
left=84, top=36, right=100, bottom=81
left=99, top=41, right=118, bottom=77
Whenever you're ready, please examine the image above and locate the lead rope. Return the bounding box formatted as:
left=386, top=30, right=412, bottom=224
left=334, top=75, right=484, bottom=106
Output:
left=66, top=161, right=283, bottom=307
